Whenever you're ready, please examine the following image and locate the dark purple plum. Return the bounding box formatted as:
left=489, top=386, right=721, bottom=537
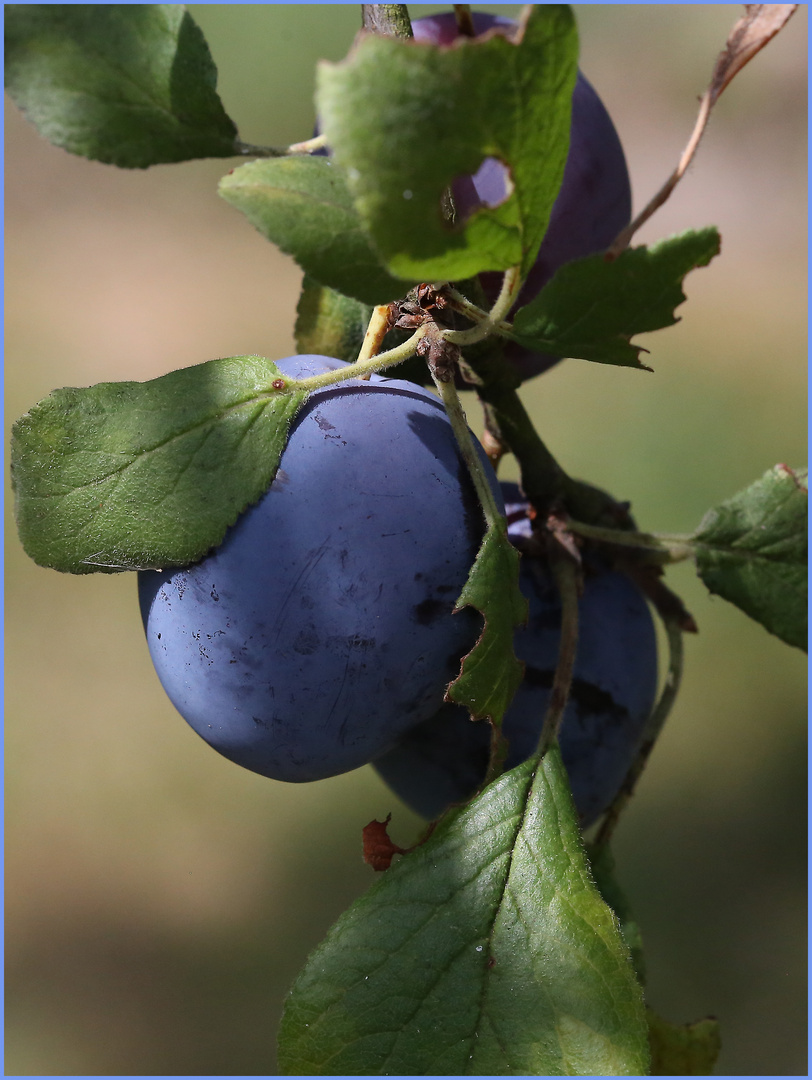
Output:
left=139, top=355, right=504, bottom=783
left=373, top=483, right=658, bottom=827
left=411, top=12, right=632, bottom=381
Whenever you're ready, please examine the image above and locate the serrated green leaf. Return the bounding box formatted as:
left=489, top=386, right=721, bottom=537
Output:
left=586, top=842, right=646, bottom=986
left=692, top=464, right=807, bottom=650
left=11, top=357, right=306, bottom=573
left=647, top=1009, right=721, bottom=1076
left=4, top=4, right=239, bottom=167
left=316, top=6, right=577, bottom=282
left=294, top=276, right=373, bottom=363
left=278, top=745, right=649, bottom=1076
left=447, top=520, right=527, bottom=724
left=511, top=228, right=721, bottom=368
left=219, top=156, right=415, bottom=305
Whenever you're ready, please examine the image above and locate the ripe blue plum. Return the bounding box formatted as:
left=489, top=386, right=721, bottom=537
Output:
left=139, top=355, right=503, bottom=783
left=411, top=11, right=632, bottom=381
left=373, top=483, right=658, bottom=826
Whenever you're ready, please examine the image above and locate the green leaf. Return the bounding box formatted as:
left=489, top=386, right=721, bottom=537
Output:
left=4, top=4, right=239, bottom=167
left=511, top=228, right=722, bottom=368
left=294, top=276, right=373, bottom=363
left=586, top=842, right=646, bottom=986
left=692, top=464, right=807, bottom=650
left=316, top=6, right=578, bottom=282
left=447, top=520, right=527, bottom=725
left=647, top=1009, right=721, bottom=1076
left=278, top=745, right=650, bottom=1076
left=11, top=357, right=307, bottom=573
left=219, top=156, right=415, bottom=305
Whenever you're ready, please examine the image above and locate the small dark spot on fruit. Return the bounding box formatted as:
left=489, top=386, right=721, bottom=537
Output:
left=313, top=410, right=336, bottom=432
left=293, top=627, right=320, bottom=656
left=211, top=587, right=220, bottom=602
left=413, top=598, right=447, bottom=625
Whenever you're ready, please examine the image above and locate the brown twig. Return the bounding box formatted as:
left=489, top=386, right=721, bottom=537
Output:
left=607, top=4, right=798, bottom=258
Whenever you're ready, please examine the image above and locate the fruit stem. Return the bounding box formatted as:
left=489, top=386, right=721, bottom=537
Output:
left=361, top=4, right=413, bottom=37
left=478, top=385, right=568, bottom=507
left=536, top=552, right=580, bottom=757
left=594, top=617, right=684, bottom=847
left=566, top=519, right=695, bottom=563
left=286, top=133, right=329, bottom=155
left=290, top=326, right=426, bottom=392
left=430, top=371, right=504, bottom=530
left=441, top=286, right=514, bottom=337
left=453, top=4, right=476, bottom=36
left=442, top=266, right=522, bottom=347
left=233, top=133, right=330, bottom=158
left=354, top=304, right=394, bottom=380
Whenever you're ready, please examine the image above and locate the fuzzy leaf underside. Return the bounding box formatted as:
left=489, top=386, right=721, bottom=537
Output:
left=447, top=520, right=527, bottom=724
left=11, top=356, right=306, bottom=573
left=692, top=464, right=807, bottom=650
left=278, top=745, right=650, bottom=1076
left=510, top=228, right=722, bottom=367
left=219, top=156, right=416, bottom=305
left=4, top=4, right=239, bottom=167
left=586, top=842, right=646, bottom=986
left=316, top=5, right=578, bottom=282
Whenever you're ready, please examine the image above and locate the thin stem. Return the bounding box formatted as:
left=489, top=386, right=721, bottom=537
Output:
left=454, top=4, right=476, bottom=36
left=430, top=371, right=504, bottom=530
left=536, top=554, right=580, bottom=757
left=566, top=519, right=695, bottom=563
left=442, top=286, right=514, bottom=337
left=607, top=93, right=712, bottom=258
left=354, top=304, right=394, bottom=380
left=233, top=133, right=330, bottom=158
left=362, top=4, right=413, bottom=37
left=234, top=140, right=286, bottom=158
left=594, top=617, right=685, bottom=846
left=290, top=327, right=426, bottom=392
left=477, top=384, right=568, bottom=509
left=286, top=133, right=329, bottom=155
left=443, top=266, right=522, bottom=347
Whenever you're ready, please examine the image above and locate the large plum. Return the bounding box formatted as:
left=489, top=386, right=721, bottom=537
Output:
left=138, top=355, right=503, bottom=783
left=372, top=483, right=658, bottom=826
left=411, top=11, right=633, bottom=381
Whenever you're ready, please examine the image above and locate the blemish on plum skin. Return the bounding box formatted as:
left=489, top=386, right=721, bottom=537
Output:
left=413, top=597, right=447, bottom=625
left=313, top=410, right=336, bottom=433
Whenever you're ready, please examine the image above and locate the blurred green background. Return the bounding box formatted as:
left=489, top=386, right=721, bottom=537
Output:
left=5, top=4, right=807, bottom=1075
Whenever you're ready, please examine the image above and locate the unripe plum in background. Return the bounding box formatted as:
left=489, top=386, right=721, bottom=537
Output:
left=413, top=11, right=632, bottom=381
left=139, top=355, right=503, bottom=783
left=373, top=483, right=658, bottom=826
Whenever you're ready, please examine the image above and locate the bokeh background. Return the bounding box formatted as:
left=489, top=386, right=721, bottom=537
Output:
left=5, top=4, right=807, bottom=1075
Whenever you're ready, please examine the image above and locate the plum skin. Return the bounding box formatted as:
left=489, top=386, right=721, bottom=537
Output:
left=372, top=484, right=658, bottom=827
left=138, top=355, right=504, bottom=783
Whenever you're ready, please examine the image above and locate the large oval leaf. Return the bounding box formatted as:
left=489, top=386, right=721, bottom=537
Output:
left=278, top=745, right=649, bottom=1076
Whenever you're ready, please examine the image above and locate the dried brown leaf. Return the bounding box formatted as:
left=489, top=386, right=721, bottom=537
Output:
left=362, top=815, right=406, bottom=872
left=710, top=4, right=798, bottom=103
